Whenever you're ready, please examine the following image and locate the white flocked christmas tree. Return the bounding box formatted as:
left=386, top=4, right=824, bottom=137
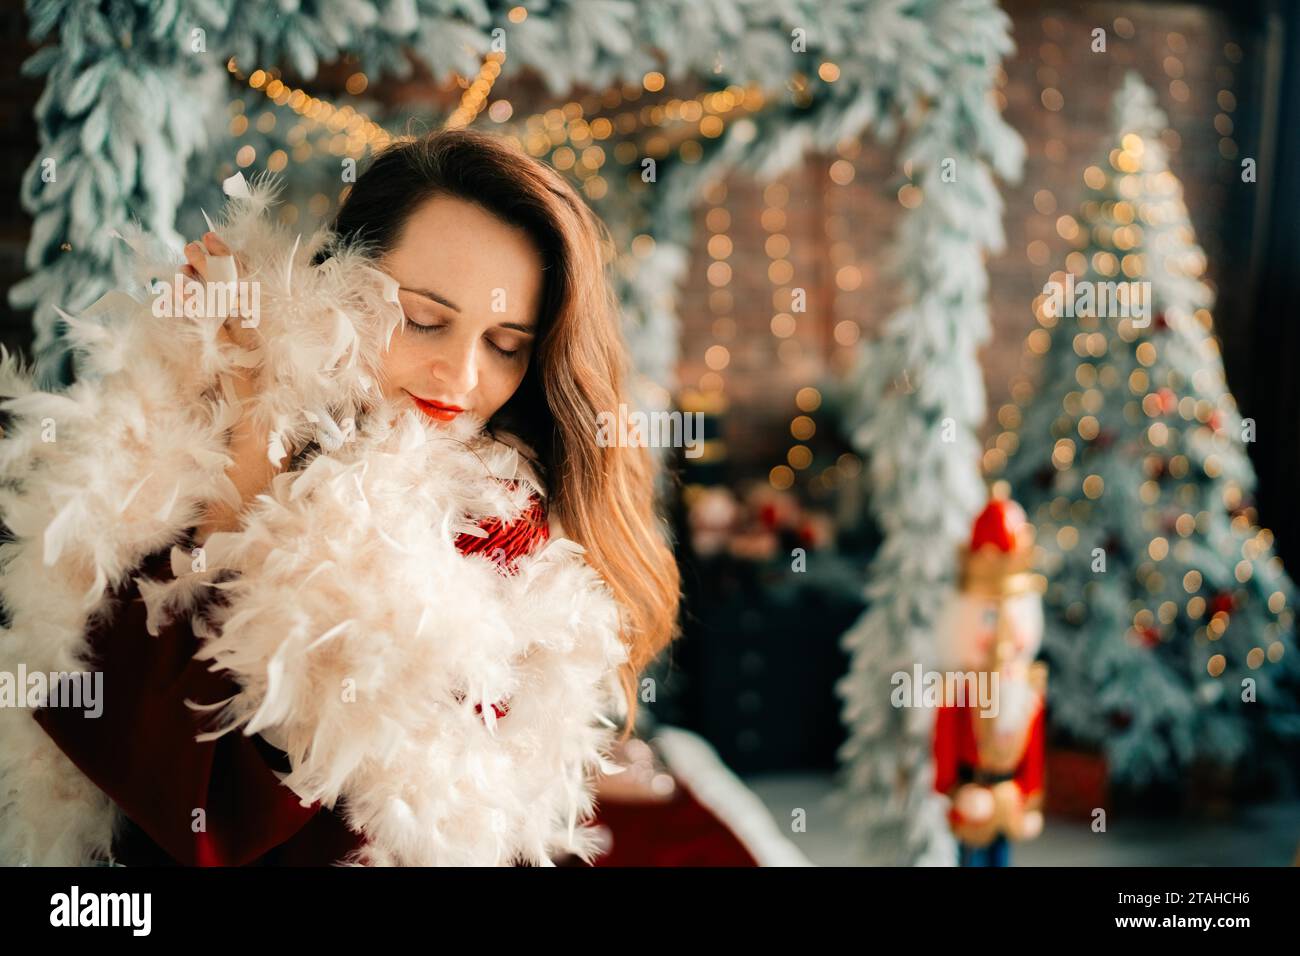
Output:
left=831, top=3, right=1023, bottom=865
left=995, top=72, right=1300, bottom=792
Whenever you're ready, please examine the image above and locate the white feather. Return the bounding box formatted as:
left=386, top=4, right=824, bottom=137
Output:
left=42, top=501, right=79, bottom=567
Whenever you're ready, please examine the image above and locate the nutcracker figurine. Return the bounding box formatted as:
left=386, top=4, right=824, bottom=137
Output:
left=933, top=491, right=1048, bottom=867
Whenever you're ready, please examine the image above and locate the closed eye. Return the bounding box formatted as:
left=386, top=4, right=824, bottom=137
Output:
left=406, top=318, right=524, bottom=360
left=407, top=318, right=445, bottom=333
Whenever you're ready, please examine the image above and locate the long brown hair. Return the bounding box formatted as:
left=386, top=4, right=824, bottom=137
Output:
left=318, top=128, right=680, bottom=737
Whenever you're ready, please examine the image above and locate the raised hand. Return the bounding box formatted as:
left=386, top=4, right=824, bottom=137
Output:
left=182, top=232, right=287, bottom=546
left=181, top=232, right=259, bottom=343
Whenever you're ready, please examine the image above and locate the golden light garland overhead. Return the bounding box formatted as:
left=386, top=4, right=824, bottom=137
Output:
left=229, top=58, right=394, bottom=156
left=226, top=53, right=764, bottom=212
left=446, top=50, right=507, bottom=129
left=502, top=80, right=765, bottom=202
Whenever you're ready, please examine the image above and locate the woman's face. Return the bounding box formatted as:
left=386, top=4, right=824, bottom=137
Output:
left=378, top=194, right=544, bottom=426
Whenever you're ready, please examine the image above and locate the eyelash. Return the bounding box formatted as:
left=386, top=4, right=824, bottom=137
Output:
left=407, top=319, right=522, bottom=359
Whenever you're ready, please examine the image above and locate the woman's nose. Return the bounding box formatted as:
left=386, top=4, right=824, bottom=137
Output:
left=433, top=337, right=478, bottom=397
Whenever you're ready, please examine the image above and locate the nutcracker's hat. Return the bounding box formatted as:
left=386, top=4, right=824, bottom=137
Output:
left=959, top=488, right=1045, bottom=598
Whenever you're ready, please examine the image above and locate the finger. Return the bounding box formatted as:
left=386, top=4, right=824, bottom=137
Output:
left=202, top=234, right=240, bottom=295
left=205, top=247, right=239, bottom=286
left=184, top=241, right=208, bottom=279
left=203, top=232, right=231, bottom=256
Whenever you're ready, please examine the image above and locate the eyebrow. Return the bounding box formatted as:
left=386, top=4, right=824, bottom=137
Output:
left=400, top=285, right=537, bottom=335
left=402, top=286, right=462, bottom=312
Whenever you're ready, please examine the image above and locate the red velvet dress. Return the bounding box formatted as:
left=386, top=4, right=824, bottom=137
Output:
left=32, top=485, right=550, bottom=866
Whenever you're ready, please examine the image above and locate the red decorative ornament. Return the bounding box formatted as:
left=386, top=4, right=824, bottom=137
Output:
left=1153, top=312, right=1168, bottom=331
left=1211, top=592, right=1235, bottom=617
left=1157, top=388, right=1177, bottom=414
left=1208, top=411, right=1223, bottom=433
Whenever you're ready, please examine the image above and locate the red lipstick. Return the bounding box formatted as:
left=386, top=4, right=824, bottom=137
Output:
left=406, top=391, right=464, bottom=422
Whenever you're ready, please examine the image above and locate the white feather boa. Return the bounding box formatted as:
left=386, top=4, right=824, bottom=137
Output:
left=0, top=175, right=630, bottom=866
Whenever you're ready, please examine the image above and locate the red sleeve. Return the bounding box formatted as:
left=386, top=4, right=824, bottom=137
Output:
left=932, top=704, right=960, bottom=796
left=1014, top=698, right=1047, bottom=801
left=31, top=543, right=330, bottom=866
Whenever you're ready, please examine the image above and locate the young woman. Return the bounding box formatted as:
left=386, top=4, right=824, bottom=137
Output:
left=0, top=128, right=681, bottom=866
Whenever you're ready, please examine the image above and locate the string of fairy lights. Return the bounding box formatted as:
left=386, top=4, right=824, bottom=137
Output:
left=673, top=179, right=732, bottom=467
left=825, top=140, right=865, bottom=372
left=1215, top=42, right=1242, bottom=165
left=760, top=179, right=798, bottom=492
left=985, top=15, right=1290, bottom=682
left=446, top=50, right=508, bottom=129
left=222, top=50, right=764, bottom=231
left=508, top=78, right=763, bottom=205
left=684, top=162, right=859, bottom=495
left=805, top=141, right=868, bottom=500
left=699, top=179, right=732, bottom=399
